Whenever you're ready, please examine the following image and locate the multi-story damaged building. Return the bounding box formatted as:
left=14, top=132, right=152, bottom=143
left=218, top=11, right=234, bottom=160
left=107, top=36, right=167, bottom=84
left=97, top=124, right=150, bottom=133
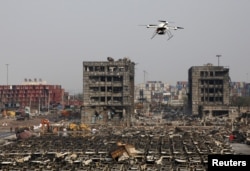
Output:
left=188, top=63, right=231, bottom=116
left=82, top=57, right=135, bottom=125
left=0, top=79, right=64, bottom=110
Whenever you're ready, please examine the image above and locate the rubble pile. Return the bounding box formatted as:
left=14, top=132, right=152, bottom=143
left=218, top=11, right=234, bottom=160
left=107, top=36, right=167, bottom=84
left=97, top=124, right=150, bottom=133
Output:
left=0, top=126, right=237, bottom=171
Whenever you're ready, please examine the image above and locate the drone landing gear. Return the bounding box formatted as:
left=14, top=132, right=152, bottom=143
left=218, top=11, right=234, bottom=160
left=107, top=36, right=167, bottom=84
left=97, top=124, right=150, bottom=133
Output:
left=151, top=32, right=158, bottom=39
left=166, top=30, right=173, bottom=40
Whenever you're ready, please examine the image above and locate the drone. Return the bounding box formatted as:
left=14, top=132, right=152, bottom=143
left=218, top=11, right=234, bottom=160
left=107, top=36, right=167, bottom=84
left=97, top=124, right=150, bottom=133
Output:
left=140, top=20, right=184, bottom=40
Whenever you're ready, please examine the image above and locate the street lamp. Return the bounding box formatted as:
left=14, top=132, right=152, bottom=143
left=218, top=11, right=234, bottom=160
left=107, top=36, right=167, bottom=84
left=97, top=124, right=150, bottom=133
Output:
left=216, top=55, right=222, bottom=66
left=247, top=73, right=248, bottom=83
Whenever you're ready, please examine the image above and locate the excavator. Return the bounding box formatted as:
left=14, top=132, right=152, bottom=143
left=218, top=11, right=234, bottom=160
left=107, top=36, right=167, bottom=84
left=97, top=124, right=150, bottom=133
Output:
left=60, top=108, right=81, bottom=119
left=14, top=119, right=50, bottom=139
left=1, top=109, right=17, bottom=119
left=68, top=122, right=91, bottom=132
left=61, top=109, right=72, bottom=118
left=41, top=118, right=50, bottom=133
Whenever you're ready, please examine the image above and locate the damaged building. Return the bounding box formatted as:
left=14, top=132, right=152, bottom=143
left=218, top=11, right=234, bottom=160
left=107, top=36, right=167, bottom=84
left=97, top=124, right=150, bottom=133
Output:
left=188, top=63, right=232, bottom=117
left=82, top=57, right=135, bottom=126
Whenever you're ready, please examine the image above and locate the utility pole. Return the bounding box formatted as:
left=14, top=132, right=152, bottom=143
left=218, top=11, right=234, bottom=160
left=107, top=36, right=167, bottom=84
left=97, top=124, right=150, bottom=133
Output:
left=216, top=55, right=222, bottom=66
left=143, top=70, right=148, bottom=84
left=143, top=70, right=146, bottom=84
left=38, top=98, right=40, bottom=115
left=6, top=64, right=9, bottom=85
left=48, top=92, right=50, bottom=113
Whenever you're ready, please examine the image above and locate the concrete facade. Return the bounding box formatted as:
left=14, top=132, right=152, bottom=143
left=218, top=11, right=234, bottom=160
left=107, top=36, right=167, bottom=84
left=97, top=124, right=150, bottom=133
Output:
left=82, top=57, right=135, bottom=126
left=188, top=63, right=230, bottom=116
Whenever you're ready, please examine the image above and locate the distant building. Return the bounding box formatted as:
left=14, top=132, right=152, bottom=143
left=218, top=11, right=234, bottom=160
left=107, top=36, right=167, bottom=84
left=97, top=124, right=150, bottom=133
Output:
left=82, top=57, right=135, bottom=125
left=230, top=82, right=250, bottom=97
left=188, top=64, right=231, bottom=116
left=0, top=79, right=64, bottom=110
left=134, top=81, right=188, bottom=107
left=135, top=81, right=170, bottom=103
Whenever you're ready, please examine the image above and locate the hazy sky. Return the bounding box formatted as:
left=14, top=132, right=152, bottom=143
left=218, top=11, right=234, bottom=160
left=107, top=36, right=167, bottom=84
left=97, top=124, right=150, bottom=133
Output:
left=1, top=0, right=250, bottom=93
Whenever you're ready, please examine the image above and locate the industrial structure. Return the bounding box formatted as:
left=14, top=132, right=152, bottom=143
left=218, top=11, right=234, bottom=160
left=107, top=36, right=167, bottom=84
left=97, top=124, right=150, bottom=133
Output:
left=82, top=57, right=135, bottom=126
left=0, top=79, right=64, bottom=111
left=188, top=63, right=232, bottom=116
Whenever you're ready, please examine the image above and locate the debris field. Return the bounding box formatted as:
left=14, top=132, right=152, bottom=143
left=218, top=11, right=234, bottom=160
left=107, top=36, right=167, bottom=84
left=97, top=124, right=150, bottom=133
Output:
left=0, top=125, right=237, bottom=171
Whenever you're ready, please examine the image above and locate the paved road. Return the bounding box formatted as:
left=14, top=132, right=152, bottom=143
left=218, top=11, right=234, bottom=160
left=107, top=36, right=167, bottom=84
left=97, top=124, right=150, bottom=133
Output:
left=231, top=143, right=250, bottom=154
left=0, top=132, right=14, bottom=139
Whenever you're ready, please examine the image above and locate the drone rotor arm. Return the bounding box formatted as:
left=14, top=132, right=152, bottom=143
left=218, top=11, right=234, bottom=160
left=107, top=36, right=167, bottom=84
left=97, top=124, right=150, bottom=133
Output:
left=167, top=26, right=184, bottom=30
left=146, top=24, right=158, bottom=28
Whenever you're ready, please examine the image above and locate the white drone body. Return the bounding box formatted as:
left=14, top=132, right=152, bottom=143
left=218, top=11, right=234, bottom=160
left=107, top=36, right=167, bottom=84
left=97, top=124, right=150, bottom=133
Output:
left=142, top=20, right=184, bottom=40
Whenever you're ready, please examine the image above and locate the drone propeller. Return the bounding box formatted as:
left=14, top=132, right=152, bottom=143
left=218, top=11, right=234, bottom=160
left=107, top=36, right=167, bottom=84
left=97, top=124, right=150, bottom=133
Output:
left=138, top=24, right=157, bottom=27
left=148, top=24, right=158, bottom=27
left=177, top=26, right=184, bottom=29
left=139, top=24, right=158, bottom=28
left=158, top=20, right=167, bottom=23
left=158, top=20, right=175, bottom=23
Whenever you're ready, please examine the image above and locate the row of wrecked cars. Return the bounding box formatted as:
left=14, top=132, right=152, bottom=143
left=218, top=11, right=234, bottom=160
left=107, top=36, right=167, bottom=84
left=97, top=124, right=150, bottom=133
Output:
left=0, top=125, right=237, bottom=171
